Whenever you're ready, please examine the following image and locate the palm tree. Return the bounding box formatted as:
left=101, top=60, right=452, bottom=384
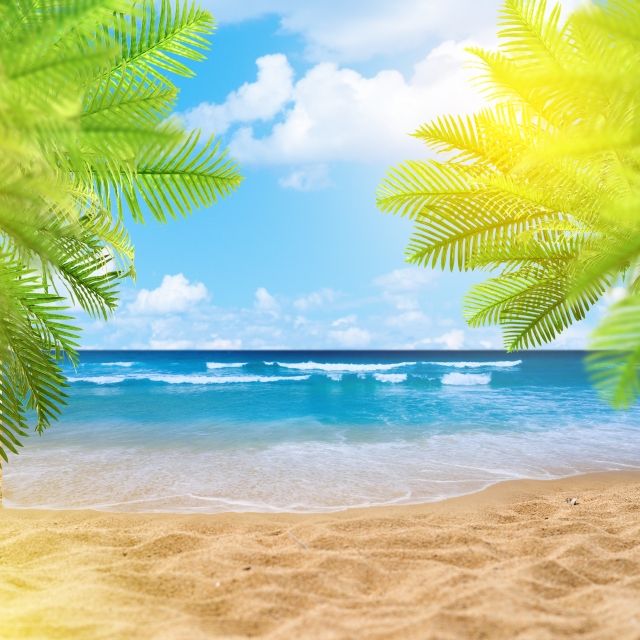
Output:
left=378, top=0, right=640, bottom=406
left=0, top=0, right=242, bottom=465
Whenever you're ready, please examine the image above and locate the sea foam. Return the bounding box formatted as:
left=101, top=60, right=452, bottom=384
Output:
left=275, top=361, right=415, bottom=372
left=8, top=422, right=640, bottom=513
left=441, top=372, right=491, bottom=386
left=144, top=374, right=310, bottom=385
left=206, top=362, right=247, bottom=369
left=430, top=360, right=521, bottom=369
left=99, top=362, right=136, bottom=368
left=373, top=373, right=407, bottom=383
left=68, top=375, right=127, bottom=384
left=70, top=374, right=310, bottom=385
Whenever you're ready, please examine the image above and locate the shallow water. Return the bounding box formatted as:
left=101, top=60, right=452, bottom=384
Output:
left=5, top=350, right=640, bottom=512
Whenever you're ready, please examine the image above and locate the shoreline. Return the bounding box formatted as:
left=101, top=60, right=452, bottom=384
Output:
left=3, top=468, right=639, bottom=517
left=2, top=470, right=640, bottom=638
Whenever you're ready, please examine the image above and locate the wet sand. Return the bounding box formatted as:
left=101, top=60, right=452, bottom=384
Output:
left=1, top=471, right=639, bottom=639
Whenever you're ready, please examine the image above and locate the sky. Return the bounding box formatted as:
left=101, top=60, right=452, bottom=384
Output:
left=78, top=0, right=602, bottom=351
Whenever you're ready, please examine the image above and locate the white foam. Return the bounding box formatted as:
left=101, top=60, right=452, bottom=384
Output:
left=374, top=373, right=407, bottom=383
left=69, top=374, right=310, bottom=385
left=430, top=360, right=521, bottom=369
left=6, top=423, right=640, bottom=514
left=206, top=362, right=247, bottom=369
left=326, top=373, right=343, bottom=381
left=69, top=375, right=126, bottom=384
left=99, top=362, right=136, bottom=368
left=275, top=361, right=416, bottom=372
left=442, top=372, right=491, bottom=386
left=143, top=374, right=309, bottom=385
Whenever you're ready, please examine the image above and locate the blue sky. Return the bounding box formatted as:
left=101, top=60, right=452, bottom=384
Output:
left=79, top=0, right=600, bottom=350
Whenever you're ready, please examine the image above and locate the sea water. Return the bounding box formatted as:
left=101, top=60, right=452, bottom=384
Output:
left=4, top=351, right=640, bottom=512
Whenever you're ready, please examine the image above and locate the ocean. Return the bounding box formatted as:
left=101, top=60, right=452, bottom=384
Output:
left=4, top=350, right=640, bottom=513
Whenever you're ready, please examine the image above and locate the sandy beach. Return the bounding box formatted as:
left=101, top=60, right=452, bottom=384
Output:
left=1, top=471, right=639, bottom=639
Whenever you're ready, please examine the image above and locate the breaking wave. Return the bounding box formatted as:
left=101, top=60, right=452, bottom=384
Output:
left=274, top=361, right=416, bottom=372
left=373, top=373, right=407, bottom=383
left=429, top=360, right=521, bottom=369
left=206, top=362, right=247, bottom=369
left=69, top=374, right=310, bottom=385
left=441, top=372, right=491, bottom=386
left=99, top=362, right=136, bottom=368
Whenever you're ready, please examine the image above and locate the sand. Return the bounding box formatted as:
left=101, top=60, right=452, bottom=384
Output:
left=1, top=471, right=639, bottom=640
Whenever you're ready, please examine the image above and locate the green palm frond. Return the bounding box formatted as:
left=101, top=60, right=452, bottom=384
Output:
left=0, top=256, right=77, bottom=442
left=464, top=267, right=599, bottom=349
left=498, top=0, right=570, bottom=66
left=588, top=293, right=640, bottom=408
left=378, top=0, right=640, bottom=405
left=119, top=130, right=242, bottom=222
left=83, top=74, right=177, bottom=124
left=0, top=0, right=241, bottom=463
left=105, top=0, right=214, bottom=85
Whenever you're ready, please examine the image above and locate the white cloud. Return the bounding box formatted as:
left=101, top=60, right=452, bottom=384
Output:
left=548, top=324, right=591, bottom=349
left=332, top=314, right=356, bottom=327
left=183, top=54, right=293, bottom=135
left=192, top=0, right=585, bottom=172
left=602, top=286, right=627, bottom=308
left=374, top=267, right=434, bottom=293
left=147, top=336, right=242, bottom=350
left=207, top=0, right=584, bottom=63
left=185, top=39, right=486, bottom=171
left=148, top=338, right=194, bottom=349
left=374, top=267, right=436, bottom=310
left=294, top=287, right=336, bottom=310
left=129, top=274, right=208, bottom=315
left=434, top=329, right=465, bottom=350
left=206, top=0, right=500, bottom=63
left=329, top=326, right=371, bottom=348
left=279, top=164, right=331, bottom=191
left=221, top=41, right=483, bottom=166
left=386, top=310, right=429, bottom=328
left=410, top=329, right=466, bottom=349
left=254, top=287, right=280, bottom=315
left=204, top=337, right=243, bottom=349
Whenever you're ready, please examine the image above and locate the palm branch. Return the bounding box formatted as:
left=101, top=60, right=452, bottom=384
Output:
left=0, top=0, right=242, bottom=462
left=378, top=0, right=640, bottom=405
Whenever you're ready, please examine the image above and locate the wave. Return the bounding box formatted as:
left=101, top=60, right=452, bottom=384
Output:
left=441, top=372, right=491, bottom=386
left=9, top=422, right=640, bottom=513
left=274, top=361, right=416, bottom=372
left=69, top=375, right=126, bottom=384
left=99, top=362, right=136, bottom=368
left=70, top=374, right=310, bottom=385
left=429, top=360, right=521, bottom=369
left=206, top=362, right=247, bottom=369
left=373, top=373, right=407, bottom=384
left=145, top=374, right=310, bottom=385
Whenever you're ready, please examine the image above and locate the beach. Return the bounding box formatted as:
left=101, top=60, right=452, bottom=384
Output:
left=1, top=471, right=639, bottom=639
left=8, top=352, right=640, bottom=515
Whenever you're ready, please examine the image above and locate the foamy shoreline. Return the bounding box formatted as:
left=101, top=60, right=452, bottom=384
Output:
left=2, top=470, right=639, bottom=639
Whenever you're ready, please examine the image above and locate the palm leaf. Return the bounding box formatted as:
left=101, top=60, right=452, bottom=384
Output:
left=118, top=130, right=242, bottom=222
left=378, top=0, right=640, bottom=405
left=0, top=0, right=240, bottom=464
left=588, top=292, right=640, bottom=408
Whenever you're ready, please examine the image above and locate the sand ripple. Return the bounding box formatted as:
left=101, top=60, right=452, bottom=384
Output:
left=0, top=472, right=639, bottom=639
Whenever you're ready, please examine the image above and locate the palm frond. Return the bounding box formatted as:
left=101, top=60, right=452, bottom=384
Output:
left=118, top=130, right=242, bottom=222
left=588, top=292, right=640, bottom=408
left=378, top=0, right=640, bottom=404
left=104, top=0, right=214, bottom=85
left=0, top=0, right=240, bottom=463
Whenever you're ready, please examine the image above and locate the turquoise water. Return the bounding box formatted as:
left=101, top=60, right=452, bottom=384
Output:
left=5, top=350, right=640, bottom=512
